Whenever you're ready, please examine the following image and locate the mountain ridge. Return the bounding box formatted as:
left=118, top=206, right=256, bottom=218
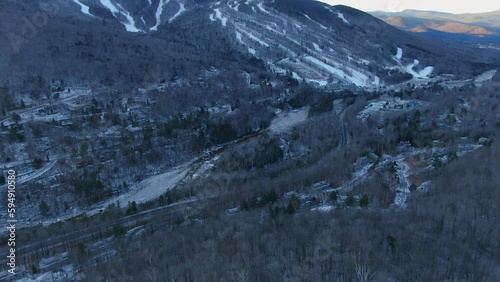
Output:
left=1, top=0, right=499, bottom=91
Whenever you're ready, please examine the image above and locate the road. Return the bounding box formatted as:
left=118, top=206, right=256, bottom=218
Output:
left=17, top=160, right=58, bottom=184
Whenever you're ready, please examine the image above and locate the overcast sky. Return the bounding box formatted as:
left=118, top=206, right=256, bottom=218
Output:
left=320, top=0, right=500, bottom=14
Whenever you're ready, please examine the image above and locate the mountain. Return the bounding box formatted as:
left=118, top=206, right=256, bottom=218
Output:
left=372, top=9, right=500, bottom=28
left=1, top=1, right=500, bottom=281
left=371, top=9, right=500, bottom=46
left=1, top=0, right=499, bottom=92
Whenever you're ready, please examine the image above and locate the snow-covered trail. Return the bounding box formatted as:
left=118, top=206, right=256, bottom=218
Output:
left=151, top=0, right=169, bottom=31
left=269, top=107, right=309, bottom=134
left=236, top=26, right=270, bottom=47
left=100, top=0, right=141, bottom=32
left=214, top=8, right=228, bottom=26
left=71, top=0, right=95, bottom=17
left=395, top=47, right=403, bottom=60
left=169, top=2, right=186, bottom=23
left=475, top=69, right=498, bottom=84
left=18, top=160, right=58, bottom=184
left=393, top=159, right=411, bottom=208
left=340, top=162, right=374, bottom=193
left=115, top=164, right=190, bottom=206
left=337, top=12, right=349, bottom=24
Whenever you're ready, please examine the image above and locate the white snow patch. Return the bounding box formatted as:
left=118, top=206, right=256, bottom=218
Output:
left=337, top=12, right=349, bottom=24
left=209, top=13, right=216, bottom=22
left=268, top=63, right=288, bottom=75
left=313, top=43, right=322, bottom=52
left=237, top=28, right=269, bottom=47
left=18, top=160, right=57, bottom=184
left=406, top=59, right=433, bottom=79
left=151, top=0, right=169, bottom=31
left=306, top=79, right=329, bottom=86
left=395, top=47, right=403, bottom=60
left=100, top=0, right=142, bottom=32
left=419, top=66, right=434, bottom=77
left=169, top=2, right=186, bottom=23
left=304, top=56, right=372, bottom=87
left=71, top=0, right=95, bottom=17
left=236, top=31, right=243, bottom=43
left=475, top=69, right=497, bottom=84
left=292, top=72, right=302, bottom=81
left=214, top=8, right=228, bottom=26
left=115, top=164, right=190, bottom=205
left=229, top=2, right=240, bottom=11
left=303, top=13, right=328, bottom=29
left=393, top=159, right=411, bottom=208
left=312, top=205, right=335, bottom=212
left=248, top=47, right=256, bottom=55
left=257, top=3, right=271, bottom=14
left=406, top=60, right=420, bottom=76
left=270, top=107, right=309, bottom=133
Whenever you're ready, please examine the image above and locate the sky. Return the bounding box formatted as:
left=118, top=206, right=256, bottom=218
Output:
left=320, top=0, right=500, bottom=14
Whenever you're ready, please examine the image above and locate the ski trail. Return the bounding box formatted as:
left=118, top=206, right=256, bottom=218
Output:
left=18, top=160, right=57, bottom=184
left=151, top=0, right=170, bottom=31
left=71, top=0, right=95, bottom=17
left=169, top=2, right=186, bottom=23
left=100, top=0, right=141, bottom=32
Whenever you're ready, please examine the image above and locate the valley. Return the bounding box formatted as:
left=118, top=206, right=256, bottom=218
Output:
left=0, top=0, right=499, bottom=281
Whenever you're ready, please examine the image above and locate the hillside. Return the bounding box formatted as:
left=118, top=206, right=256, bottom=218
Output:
left=0, top=0, right=499, bottom=281
left=371, top=9, right=500, bottom=46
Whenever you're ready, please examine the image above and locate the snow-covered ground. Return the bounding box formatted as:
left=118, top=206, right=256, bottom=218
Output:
left=393, top=47, right=434, bottom=79
left=357, top=97, right=424, bottom=121
left=228, top=2, right=240, bottom=12
left=214, top=8, right=228, bottom=26
left=292, top=72, right=302, bottom=81
left=14, top=264, right=76, bottom=282
left=108, top=163, right=190, bottom=207
left=337, top=12, right=349, bottom=24
left=405, top=59, right=434, bottom=79
left=303, top=13, right=328, bottom=29
left=303, top=56, right=377, bottom=87
left=236, top=25, right=270, bottom=47
left=17, top=160, right=58, bottom=184
left=393, top=159, right=411, bottom=208
left=474, top=69, right=498, bottom=85
left=71, top=0, right=95, bottom=17
left=151, top=0, right=169, bottom=31
left=100, top=0, right=142, bottom=32
left=236, top=31, right=243, bottom=43
left=169, top=2, right=186, bottom=23
left=269, top=107, right=309, bottom=134
left=395, top=47, right=403, bottom=60
left=313, top=43, right=322, bottom=52
left=312, top=205, right=335, bottom=212
left=257, top=3, right=271, bottom=15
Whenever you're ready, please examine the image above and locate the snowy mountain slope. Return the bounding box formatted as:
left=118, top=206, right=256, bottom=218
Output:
left=66, top=0, right=192, bottom=31
left=1, top=0, right=499, bottom=88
